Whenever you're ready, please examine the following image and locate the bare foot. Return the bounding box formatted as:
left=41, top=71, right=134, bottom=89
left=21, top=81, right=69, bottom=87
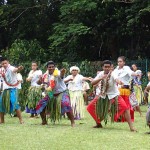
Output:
left=93, top=123, right=103, bottom=128
left=140, top=113, right=143, bottom=117
left=71, top=122, right=75, bottom=127
left=130, top=127, right=137, bottom=132
left=41, top=122, right=48, bottom=125
left=20, top=120, right=24, bottom=124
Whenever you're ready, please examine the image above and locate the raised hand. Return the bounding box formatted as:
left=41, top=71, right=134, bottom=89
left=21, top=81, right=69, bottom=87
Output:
left=18, top=65, right=24, bottom=71
left=61, top=68, right=66, bottom=74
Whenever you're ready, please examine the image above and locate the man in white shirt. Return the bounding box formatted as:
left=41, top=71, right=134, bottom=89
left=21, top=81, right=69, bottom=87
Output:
left=36, top=61, right=75, bottom=126
left=87, top=60, right=136, bottom=132
left=0, top=57, right=23, bottom=124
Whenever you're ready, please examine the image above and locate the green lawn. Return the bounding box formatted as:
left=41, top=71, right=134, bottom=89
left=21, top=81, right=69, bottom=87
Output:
left=0, top=106, right=150, bottom=150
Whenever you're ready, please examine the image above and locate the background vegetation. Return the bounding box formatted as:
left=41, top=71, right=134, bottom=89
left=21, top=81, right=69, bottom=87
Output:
left=0, top=0, right=150, bottom=62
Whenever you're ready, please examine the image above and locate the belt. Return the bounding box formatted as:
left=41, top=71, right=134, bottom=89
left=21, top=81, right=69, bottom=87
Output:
left=121, top=85, right=130, bottom=89
left=54, top=91, right=65, bottom=96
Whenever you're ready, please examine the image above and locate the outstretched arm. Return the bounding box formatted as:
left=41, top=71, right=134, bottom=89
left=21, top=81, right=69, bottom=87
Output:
left=13, top=66, right=24, bottom=73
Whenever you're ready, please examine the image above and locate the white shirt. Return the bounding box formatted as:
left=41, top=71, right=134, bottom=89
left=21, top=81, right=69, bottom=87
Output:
left=3, top=65, right=18, bottom=89
left=82, top=81, right=90, bottom=92
left=53, top=71, right=67, bottom=94
left=147, top=82, right=150, bottom=87
left=94, top=71, right=120, bottom=100
left=28, top=70, right=42, bottom=87
left=113, top=66, right=133, bottom=86
left=43, top=71, right=67, bottom=94
left=17, top=73, right=23, bottom=89
left=0, top=68, right=4, bottom=90
left=64, top=74, right=84, bottom=91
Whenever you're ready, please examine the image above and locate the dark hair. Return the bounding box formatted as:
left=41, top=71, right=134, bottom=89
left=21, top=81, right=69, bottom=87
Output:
left=32, top=61, right=38, bottom=65
left=46, top=61, right=55, bottom=67
left=101, top=60, right=112, bottom=67
left=1, top=57, right=8, bottom=62
left=131, top=64, right=138, bottom=70
left=132, top=64, right=137, bottom=67
left=118, top=56, right=126, bottom=62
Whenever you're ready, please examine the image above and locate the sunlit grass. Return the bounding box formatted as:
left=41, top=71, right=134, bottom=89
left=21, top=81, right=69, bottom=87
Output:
left=0, top=106, right=150, bottom=150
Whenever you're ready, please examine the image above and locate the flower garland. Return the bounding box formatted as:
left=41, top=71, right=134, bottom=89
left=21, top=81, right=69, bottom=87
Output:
left=42, top=68, right=59, bottom=98
left=100, top=71, right=111, bottom=96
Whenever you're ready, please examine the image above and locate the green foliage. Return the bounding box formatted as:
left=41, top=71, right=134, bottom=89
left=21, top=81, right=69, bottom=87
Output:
left=2, top=39, right=46, bottom=64
left=0, top=0, right=150, bottom=61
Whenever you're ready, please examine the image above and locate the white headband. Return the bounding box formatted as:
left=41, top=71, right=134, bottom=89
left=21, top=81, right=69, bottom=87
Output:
left=70, top=66, right=80, bottom=73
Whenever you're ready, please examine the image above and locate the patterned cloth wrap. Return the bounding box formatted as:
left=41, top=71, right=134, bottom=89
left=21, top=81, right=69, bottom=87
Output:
left=36, top=92, right=72, bottom=115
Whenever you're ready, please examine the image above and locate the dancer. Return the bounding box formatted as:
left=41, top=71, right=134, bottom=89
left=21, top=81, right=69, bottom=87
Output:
left=36, top=61, right=75, bottom=126
left=87, top=60, right=136, bottom=131
left=26, top=62, right=42, bottom=118
left=113, top=56, right=139, bottom=122
left=131, top=64, right=144, bottom=104
left=0, top=57, right=23, bottom=124
left=64, top=66, right=92, bottom=120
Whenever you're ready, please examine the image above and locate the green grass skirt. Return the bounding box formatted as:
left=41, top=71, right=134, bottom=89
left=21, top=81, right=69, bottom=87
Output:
left=96, top=96, right=118, bottom=125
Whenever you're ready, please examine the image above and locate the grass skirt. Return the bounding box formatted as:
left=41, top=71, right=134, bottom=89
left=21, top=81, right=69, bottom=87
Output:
left=36, top=92, right=72, bottom=123
left=26, top=86, right=42, bottom=113
left=133, top=85, right=144, bottom=104
left=96, top=96, right=118, bottom=124
left=69, top=90, right=84, bottom=119
left=0, top=88, right=20, bottom=114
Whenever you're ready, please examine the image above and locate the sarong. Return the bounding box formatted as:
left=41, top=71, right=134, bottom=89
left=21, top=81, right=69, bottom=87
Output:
left=87, top=96, right=128, bottom=124
left=0, top=88, right=20, bottom=114
left=119, top=88, right=134, bottom=122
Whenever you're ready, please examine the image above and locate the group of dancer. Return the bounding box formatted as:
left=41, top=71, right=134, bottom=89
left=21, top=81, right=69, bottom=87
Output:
left=0, top=56, right=149, bottom=132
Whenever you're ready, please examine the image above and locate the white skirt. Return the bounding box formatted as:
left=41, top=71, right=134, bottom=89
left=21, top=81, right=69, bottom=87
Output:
left=69, top=90, right=84, bottom=119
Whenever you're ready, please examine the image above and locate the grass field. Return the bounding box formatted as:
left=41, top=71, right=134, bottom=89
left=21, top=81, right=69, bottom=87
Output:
left=0, top=106, right=150, bottom=150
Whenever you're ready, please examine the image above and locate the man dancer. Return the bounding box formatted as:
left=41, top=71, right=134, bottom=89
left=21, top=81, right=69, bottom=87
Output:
left=0, top=57, right=23, bottom=124
left=87, top=60, right=136, bottom=132
left=36, top=61, right=75, bottom=127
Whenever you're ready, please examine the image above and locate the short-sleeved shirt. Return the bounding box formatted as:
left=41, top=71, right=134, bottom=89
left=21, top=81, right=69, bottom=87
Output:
left=28, top=70, right=42, bottom=87
left=64, top=74, right=84, bottom=91
left=43, top=70, right=67, bottom=94
left=17, top=73, right=23, bottom=89
left=3, top=65, right=18, bottom=89
left=147, top=82, right=150, bottom=87
left=94, top=71, right=120, bottom=100
left=82, top=81, right=90, bottom=92
left=113, top=66, right=133, bottom=86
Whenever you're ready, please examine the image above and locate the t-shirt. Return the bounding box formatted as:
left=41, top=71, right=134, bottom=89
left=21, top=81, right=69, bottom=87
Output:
left=3, top=65, right=18, bottom=89
left=113, top=66, right=133, bottom=86
left=147, top=82, right=150, bottom=87
left=64, top=74, right=84, bottom=91
left=94, top=71, right=120, bottom=100
left=43, top=70, right=67, bottom=94
left=17, top=73, right=23, bottom=89
left=0, top=68, right=4, bottom=90
left=82, top=81, right=90, bottom=92
left=28, top=70, right=42, bottom=87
